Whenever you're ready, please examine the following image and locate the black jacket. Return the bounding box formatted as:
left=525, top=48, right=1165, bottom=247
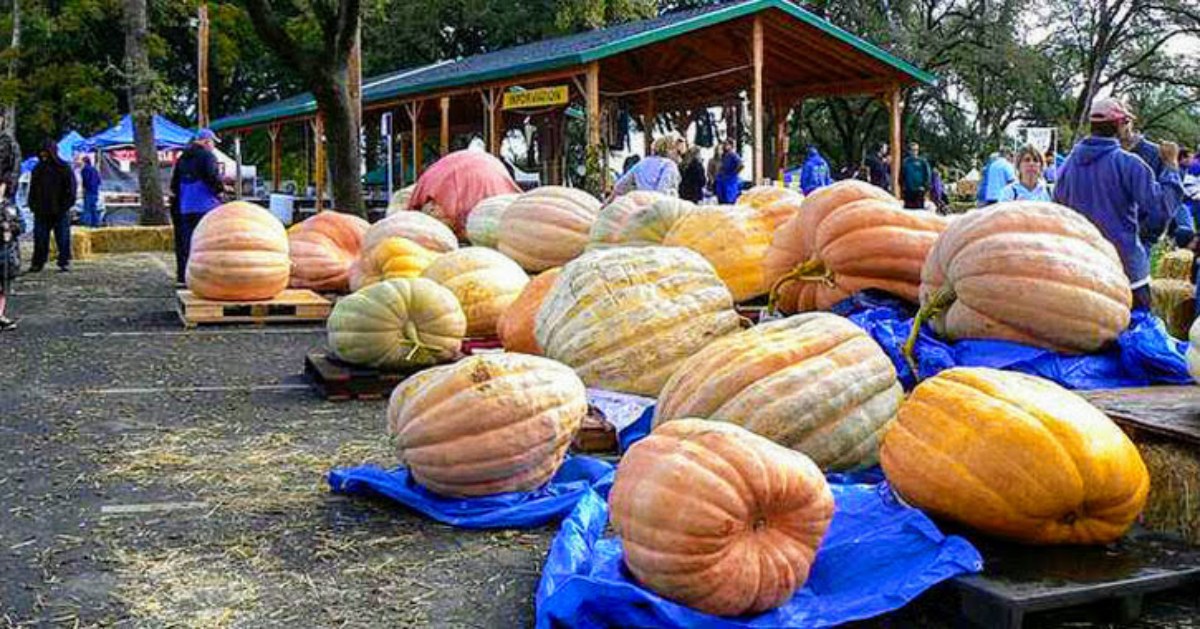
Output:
left=29, top=156, right=77, bottom=220
left=679, top=158, right=707, bottom=202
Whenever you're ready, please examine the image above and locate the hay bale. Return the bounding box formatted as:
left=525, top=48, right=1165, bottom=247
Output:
left=1150, top=279, right=1195, bottom=339
left=87, top=226, right=175, bottom=253
left=48, top=227, right=94, bottom=260
left=1157, top=248, right=1194, bottom=281
left=1136, top=437, right=1200, bottom=545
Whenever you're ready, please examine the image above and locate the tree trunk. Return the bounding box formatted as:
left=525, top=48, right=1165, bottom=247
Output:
left=124, top=0, right=167, bottom=225
left=6, top=0, right=19, bottom=129
left=311, top=71, right=363, bottom=215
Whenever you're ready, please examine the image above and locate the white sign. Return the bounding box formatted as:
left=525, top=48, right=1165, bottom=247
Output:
left=1024, top=127, right=1055, bottom=154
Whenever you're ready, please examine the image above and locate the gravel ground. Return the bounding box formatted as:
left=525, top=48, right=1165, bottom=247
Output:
left=0, top=252, right=1196, bottom=628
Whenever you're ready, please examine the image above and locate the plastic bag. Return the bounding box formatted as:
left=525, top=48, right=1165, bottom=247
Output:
left=328, top=456, right=613, bottom=529
left=535, top=475, right=982, bottom=628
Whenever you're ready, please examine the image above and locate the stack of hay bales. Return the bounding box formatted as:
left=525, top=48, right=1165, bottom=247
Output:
left=1151, top=248, right=1195, bottom=339
left=87, top=226, right=174, bottom=253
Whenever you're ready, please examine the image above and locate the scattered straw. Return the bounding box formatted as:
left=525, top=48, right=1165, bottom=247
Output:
left=1138, top=439, right=1200, bottom=545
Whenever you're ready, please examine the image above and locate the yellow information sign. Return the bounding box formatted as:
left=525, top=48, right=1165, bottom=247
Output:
left=502, top=86, right=569, bottom=111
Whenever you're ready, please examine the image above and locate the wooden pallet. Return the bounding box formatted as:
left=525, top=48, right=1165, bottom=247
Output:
left=177, top=289, right=331, bottom=328
left=1080, top=386, right=1200, bottom=447
left=304, top=351, right=422, bottom=401
left=571, top=409, right=618, bottom=454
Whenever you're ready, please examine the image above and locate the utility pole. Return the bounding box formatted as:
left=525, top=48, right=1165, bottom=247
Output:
left=197, top=2, right=210, bottom=127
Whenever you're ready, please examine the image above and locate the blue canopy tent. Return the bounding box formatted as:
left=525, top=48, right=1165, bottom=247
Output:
left=20, top=130, right=88, bottom=174
left=78, top=114, right=194, bottom=151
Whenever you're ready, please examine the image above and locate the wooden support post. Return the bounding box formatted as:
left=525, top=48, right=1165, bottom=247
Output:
left=439, top=96, right=450, bottom=156
left=234, top=134, right=243, bottom=200
left=311, top=115, right=326, bottom=212
left=406, top=101, right=424, bottom=175
left=397, top=129, right=407, bottom=187
left=267, top=123, right=282, bottom=192
left=888, top=86, right=902, bottom=198
left=585, top=63, right=601, bottom=151
left=643, top=91, right=655, bottom=155
left=197, top=3, right=209, bottom=128
left=489, top=88, right=504, bottom=155
left=751, top=15, right=764, bottom=184
left=773, top=101, right=789, bottom=178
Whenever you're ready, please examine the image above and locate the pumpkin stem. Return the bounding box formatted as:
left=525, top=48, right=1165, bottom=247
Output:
left=766, top=259, right=832, bottom=314
left=902, top=287, right=956, bottom=380
left=402, top=323, right=439, bottom=363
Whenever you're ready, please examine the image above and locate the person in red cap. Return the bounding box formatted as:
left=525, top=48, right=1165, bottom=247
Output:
left=1054, top=97, right=1181, bottom=310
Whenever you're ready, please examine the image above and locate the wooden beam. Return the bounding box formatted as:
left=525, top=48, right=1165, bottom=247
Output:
left=888, top=85, right=902, bottom=198
left=487, top=88, right=503, bottom=155
left=773, top=100, right=789, bottom=176
left=406, top=101, right=425, bottom=175
left=397, top=129, right=407, bottom=187
left=362, top=66, right=586, bottom=116
left=586, top=63, right=601, bottom=150
left=643, top=91, right=655, bottom=154
left=311, top=115, right=326, bottom=211
left=752, top=15, right=764, bottom=184
left=773, top=78, right=900, bottom=102
left=197, top=3, right=209, bottom=128
left=439, top=96, right=450, bottom=155
left=267, top=123, right=282, bottom=192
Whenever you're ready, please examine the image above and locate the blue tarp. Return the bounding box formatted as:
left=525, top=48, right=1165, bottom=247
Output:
left=79, top=114, right=194, bottom=151
left=535, top=475, right=982, bottom=628
left=327, top=456, right=613, bottom=529
left=830, top=291, right=1193, bottom=391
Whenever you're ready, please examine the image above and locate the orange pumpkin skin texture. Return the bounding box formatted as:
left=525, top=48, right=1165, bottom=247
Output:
left=655, top=313, right=901, bottom=470
left=757, top=195, right=803, bottom=231
left=535, top=246, right=742, bottom=396
left=420, top=247, right=530, bottom=337
left=408, top=150, right=521, bottom=237
left=496, top=268, right=560, bottom=355
left=363, top=210, right=459, bottom=255
left=737, top=185, right=803, bottom=210
left=466, top=193, right=520, bottom=248
left=588, top=191, right=667, bottom=249
left=663, top=205, right=776, bottom=302
left=610, top=419, right=834, bottom=617
left=388, top=353, right=587, bottom=497
left=764, top=181, right=946, bottom=312
left=920, top=201, right=1132, bottom=352
left=498, top=186, right=601, bottom=271
left=186, top=201, right=290, bottom=300
left=288, top=211, right=369, bottom=293
left=881, top=368, right=1149, bottom=545
left=350, top=236, right=443, bottom=292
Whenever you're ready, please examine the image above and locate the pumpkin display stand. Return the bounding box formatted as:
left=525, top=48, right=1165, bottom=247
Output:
left=304, top=338, right=503, bottom=401
left=175, top=289, right=331, bottom=328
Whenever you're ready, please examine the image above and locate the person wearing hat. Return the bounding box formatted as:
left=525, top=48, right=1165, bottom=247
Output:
left=170, top=128, right=225, bottom=285
left=1054, top=97, right=1182, bottom=310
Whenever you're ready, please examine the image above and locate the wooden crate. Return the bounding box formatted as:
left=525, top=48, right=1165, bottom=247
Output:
left=176, top=289, right=331, bottom=327
left=304, top=351, right=421, bottom=401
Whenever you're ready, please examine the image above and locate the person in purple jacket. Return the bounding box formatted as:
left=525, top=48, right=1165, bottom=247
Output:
left=1054, top=97, right=1182, bottom=310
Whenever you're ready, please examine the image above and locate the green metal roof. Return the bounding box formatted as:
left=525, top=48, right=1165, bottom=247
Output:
left=213, top=0, right=934, bottom=132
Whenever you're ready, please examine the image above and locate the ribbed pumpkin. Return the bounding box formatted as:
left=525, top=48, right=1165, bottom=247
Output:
left=326, top=278, right=466, bottom=369
left=497, top=186, right=601, bottom=271
left=496, top=268, right=560, bottom=355
left=535, top=246, right=741, bottom=395
left=764, top=180, right=947, bottom=312
left=737, top=185, right=803, bottom=210
left=758, top=195, right=803, bottom=231
left=656, top=313, right=902, bottom=470
left=881, top=367, right=1149, bottom=545
left=912, top=201, right=1131, bottom=355
left=605, top=196, right=695, bottom=247
left=465, top=193, right=520, bottom=248
left=288, top=211, right=370, bottom=293
left=387, top=353, right=587, bottom=497
left=587, top=191, right=667, bottom=249
left=349, top=236, right=442, bottom=292
left=409, top=150, right=521, bottom=237
left=186, top=201, right=290, bottom=300
left=1189, top=319, right=1200, bottom=385
left=420, top=247, right=529, bottom=337
left=662, top=205, right=775, bottom=302
left=387, top=185, right=415, bottom=214
left=363, top=210, right=458, bottom=255
left=610, top=419, right=834, bottom=616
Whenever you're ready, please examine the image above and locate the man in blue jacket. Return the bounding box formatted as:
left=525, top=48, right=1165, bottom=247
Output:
left=79, top=156, right=102, bottom=227
left=798, top=145, right=833, bottom=194
left=1054, top=97, right=1182, bottom=310
left=170, top=128, right=225, bottom=285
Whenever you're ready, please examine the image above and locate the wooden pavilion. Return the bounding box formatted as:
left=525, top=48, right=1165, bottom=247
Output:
left=211, top=0, right=935, bottom=208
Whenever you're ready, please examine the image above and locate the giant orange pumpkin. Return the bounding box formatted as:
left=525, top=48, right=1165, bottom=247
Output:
left=186, top=201, right=290, bottom=300
left=288, top=211, right=369, bottom=293
left=655, top=313, right=902, bottom=470
left=408, top=150, right=521, bottom=237
left=610, top=419, right=834, bottom=616
left=388, top=353, right=587, bottom=497
left=662, top=205, right=776, bottom=302
left=737, top=185, right=803, bottom=210
left=587, top=191, right=667, bottom=249
left=350, top=237, right=442, bottom=291
left=465, top=193, right=520, bottom=248
left=420, top=247, right=529, bottom=337
left=881, top=367, right=1149, bottom=545
left=496, top=268, right=560, bottom=355
left=363, top=210, right=459, bottom=255
left=764, top=180, right=947, bottom=312
left=911, top=201, right=1131, bottom=355
left=497, top=186, right=601, bottom=271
